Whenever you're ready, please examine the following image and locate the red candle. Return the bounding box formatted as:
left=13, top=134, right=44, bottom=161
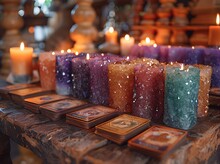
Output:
left=208, top=13, right=220, bottom=46
left=132, top=64, right=164, bottom=122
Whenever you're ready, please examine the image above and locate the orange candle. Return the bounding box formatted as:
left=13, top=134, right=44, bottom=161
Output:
left=105, top=27, right=118, bottom=44
left=10, top=42, right=33, bottom=82
left=208, top=13, right=220, bottom=46
left=39, top=51, right=56, bottom=90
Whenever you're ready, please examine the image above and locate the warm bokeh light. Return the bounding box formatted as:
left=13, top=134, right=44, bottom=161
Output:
left=52, top=52, right=55, bottom=55
left=67, top=49, right=71, bottom=53
left=145, top=37, right=151, bottom=44
left=61, top=50, right=65, bottom=53
left=86, top=53, right=90, bottom=60
left=216, top=13, right=220, bottom=25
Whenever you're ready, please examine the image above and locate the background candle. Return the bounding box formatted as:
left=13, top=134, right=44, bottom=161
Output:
left=105, top=27, right=118, bottom=44
left=140, top=44, right=160, bottom=60
left=159, top=45, right=171, bottom=63
left=167, top=46, right=190, bottom=63
left=56, top=53, right=75, bottom=95
left=133, top=64, right=164, bottom=122
left=120, top=34, right=135, bottom=56
left=208, top=13, right=220, bottom=46
left=39, top=51, right=56, bottom=90
left=164, top=66, right=200, bottom=130
left=108, top=61, right=135, bottom=113
left=184, top=47, right=204, bottom=64
left=204, top=48, right=220, bottom=87
left=194, top=64, right=212, bottom=117
left=10, top=42, right=33, bottom=83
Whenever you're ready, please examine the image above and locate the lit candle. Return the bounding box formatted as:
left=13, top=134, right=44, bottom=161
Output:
left=140, top=37, right=155, bottom=46
left=105, top=27, right=118, bottom=44
left=120, top=34, right=135, bottom=56
left=10, top=42, right=33, bottom=83
left=208, top=13, right=220, bottom=46
left=164, top=65, right=200, bottom=130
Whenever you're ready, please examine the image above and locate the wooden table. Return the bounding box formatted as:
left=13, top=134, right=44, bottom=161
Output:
left=0, top=85, right=220, bottom=163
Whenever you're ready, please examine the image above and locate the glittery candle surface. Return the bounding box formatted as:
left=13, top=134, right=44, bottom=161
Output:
left=72, top=57, right=92, bottom=99
left=133, top=64, right=164, bottom=122
left=204, top=48, right=220, bottom=87
left=56, top=54, right=75, bottom=95
left=89, top=56, right=121, bottom=105
left=167, top=46, right=190, bottom=63
left=184, top=47, right=204, bottom=64
left=194, top=64, right=212, bottom=117
left=164, top=66, right=200, bottom=130
left=108, top=62, right=135, bottom=113
left=39, top=52, right=56, bottom=90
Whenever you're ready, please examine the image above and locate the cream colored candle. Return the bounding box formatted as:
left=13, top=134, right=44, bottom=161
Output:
left=10, top=42, right=33, bottom=80
left=120, top=34, right=135, bottom=56
left=105, top=27, right=118, bottom=44
left=208, top=13, right=220, bottom=46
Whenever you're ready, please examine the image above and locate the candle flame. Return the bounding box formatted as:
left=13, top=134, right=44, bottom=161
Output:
left=145, top=37, right=151, bottom=44
left=192, top=46, right=195, bottom=49
left=168, top=45, right=171, bottom=48
left=101, top=53, right=104, bottom=56
left=86, top=53, right=90, bottom=60
left=20, top=42, right=25, bottom=51
left=126, top=56, right=129, bottom=60
left=75, top=51, right=79, bottom=56
left=180, top=64, right=184, bottom=70
left=125, top=34, right=130, bottom=40
left=61, top=50, right=64, bottom=53
left=216, top=13, right=220, bottom=25
left=67, top=49, right=71, bottom=53
left=170, top=62, right=173, bottom=65
left=52, top=52, right=55, bottom=55
left=153, top=43, right=157, bottom=48
left=109, top=27, right=114, bottom=33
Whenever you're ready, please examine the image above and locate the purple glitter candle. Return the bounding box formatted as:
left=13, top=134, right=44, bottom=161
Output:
left=167, top=46, right=190, bottom=63
left=56, top=53, right=75, bottom=95
left=140, top=45, right=160, bottom=60
left=159, top=45, right=171, bottom=63
left=133, top=64, right=164, bottom=122
left=184, top=47, right=204, bottom=64
left=204, top=48, right=220, bottom=87
left=129, top=44, right=142, bottom=59
left=89, top=56, right=121, bottom=105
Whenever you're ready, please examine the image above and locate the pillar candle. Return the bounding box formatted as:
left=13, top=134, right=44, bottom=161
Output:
left=71, top=54, right=95, bottom=99
left=140, top=44, right=160, bottom=60
left=129, top=44, right=142, bottom=59
left=159, top=45, right=171, bottom=63
left=133, top=64, right=164, bottom=122
left=194, top=64, right=212, bottom=117
left=10, top=42, right=33, bottom=83
left=167, top=46, right=190, bottom=63
left=39, top=51, right=56, bottom=90
left=105, top=27, right=118, bottom=44
left=56, top=53, right=75, bottom=95
left=204, top=48, right=220, bottom=87
left=184, top=47, right=204, bottom=64
left=164, top=66, right=200, bottom=130
left=120, top=34, right=135, bottom=56
left=208, top=13, right=220, bottom=46
left=89, top=56, right=121, bottom=105
left=108, top=61, right=135, bottom=113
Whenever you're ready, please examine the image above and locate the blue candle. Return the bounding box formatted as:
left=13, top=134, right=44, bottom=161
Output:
left=204, top=48, right=220, bottom=87
left=164, top=65, right=200, bottom=130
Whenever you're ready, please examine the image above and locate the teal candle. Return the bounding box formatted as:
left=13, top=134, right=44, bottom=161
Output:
left=164, top=66, right=200, bottom=130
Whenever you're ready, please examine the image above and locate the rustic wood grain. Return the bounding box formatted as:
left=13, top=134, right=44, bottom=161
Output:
left=0, top=99, right=219, bottom=164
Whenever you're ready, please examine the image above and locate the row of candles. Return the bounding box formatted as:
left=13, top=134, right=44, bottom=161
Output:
left=38, top=51, right=212, bottom=130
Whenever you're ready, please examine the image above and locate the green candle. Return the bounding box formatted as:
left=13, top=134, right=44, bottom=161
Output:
left=164, top=65, right=200, bottom=130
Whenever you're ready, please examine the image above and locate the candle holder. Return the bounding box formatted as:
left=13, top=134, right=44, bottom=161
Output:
left=70, top=0, right=98, bottom=53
